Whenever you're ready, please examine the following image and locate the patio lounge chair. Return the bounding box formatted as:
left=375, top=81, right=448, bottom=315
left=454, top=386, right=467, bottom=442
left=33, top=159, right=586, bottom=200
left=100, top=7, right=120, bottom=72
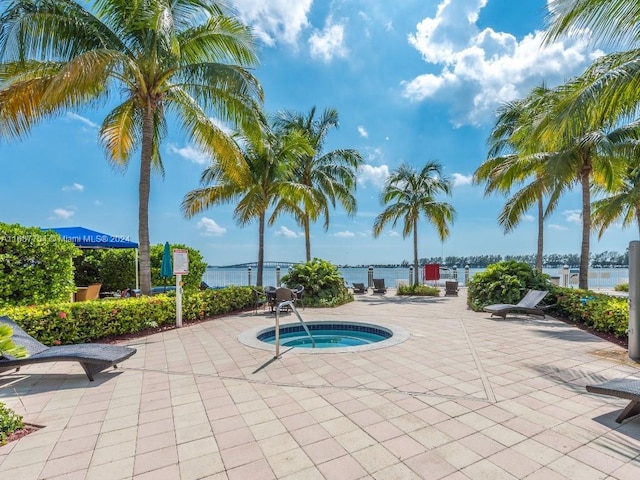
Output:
left=0, top=316, right=136, bottom=381
left=352, top=283, right=367, bottom=294
left=586, top=378, right=640, bottom=423
left=372, top=278, right=387, bottom=294
left=483, top=289, right=551, bottom=319
left=445, top=281, right=459, bottom=296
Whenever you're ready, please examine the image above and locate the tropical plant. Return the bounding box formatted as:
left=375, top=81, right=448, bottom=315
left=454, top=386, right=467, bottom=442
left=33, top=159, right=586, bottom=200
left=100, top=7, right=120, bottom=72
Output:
left=280, top=258, right=352, bottom=307
left=182, top=120, right=312, bottom=286
left=373, top=162, right=456, bottom=286
left=0, top=223, right=80, bottom=306
left=466, top=261, right=553, bottom=311
left=0, top=402, right=24, bottom=445
left=276, top=107, right=363, bottom=261
left=474, top=86, right=556, bottom=272
left=0, top=0, right=263, bottom=295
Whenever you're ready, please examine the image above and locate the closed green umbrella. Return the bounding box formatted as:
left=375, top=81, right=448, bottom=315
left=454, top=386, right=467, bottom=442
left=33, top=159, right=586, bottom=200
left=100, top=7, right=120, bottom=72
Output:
left=160, top=242, right=173, bottom=292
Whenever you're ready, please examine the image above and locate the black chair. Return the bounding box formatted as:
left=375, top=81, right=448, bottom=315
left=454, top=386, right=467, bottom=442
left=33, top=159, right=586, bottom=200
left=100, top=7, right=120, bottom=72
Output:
left=252, top=288, right=268, bottom=315
left=352, top=283, right=367, bottom=294
left=292, top=285, right=305, bottom=310
left=274, top=287, right=295, bottom=313
left=0, top=316, right=136, bottom=381
left=264, top=286, right=277, bottom=312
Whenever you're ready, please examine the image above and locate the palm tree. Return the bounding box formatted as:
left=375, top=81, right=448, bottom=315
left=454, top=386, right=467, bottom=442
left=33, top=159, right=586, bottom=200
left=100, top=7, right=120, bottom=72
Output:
left=592, top=157, right=640, bottom=239
left=276, top=107, right=363, bottom=262
left=474, top=87, right=556, bottom=272
left=182, top=121, right=312, bottom=286
left=0, top=0, right=262, bottom=295
left=373, top=162, right=455, bottom=286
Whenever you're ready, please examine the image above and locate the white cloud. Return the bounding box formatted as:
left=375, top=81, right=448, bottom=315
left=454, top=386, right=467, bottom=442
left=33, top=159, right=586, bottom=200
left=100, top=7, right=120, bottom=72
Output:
left=309, top=17, right=348, bottom=63
left=357, top=126, right=369, bottom=138
left=62, top=183, right=84, bottom=192
left=52, top=208, right=74, bottom=220
left=563, top=210, right=582, bottom=225
left=334, top=231, right=356, bottom=238
left=275, top=226, right=303, bottom=238
left=452, top=173, right=472, bottom=186
left=228, top=0, right=312, bottom=46
left=522, top=214, right=535, bottom=222
left=197, top=217, right=227, bottom=236
left=388, top=231, right=400, bottom=237
left=357, top=164, right=390, bottom=188
left=66, top=112, right=98, bottom=129
left=549, top=224, right=569, bottom=231
left=403, top=0, right=603, bottom=126
left=168, top=143, right=209, bottom=165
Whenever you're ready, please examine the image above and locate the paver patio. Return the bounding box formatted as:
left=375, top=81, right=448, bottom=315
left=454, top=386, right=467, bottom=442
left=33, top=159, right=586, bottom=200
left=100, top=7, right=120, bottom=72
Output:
left=0, top=289, right=639, bottom=479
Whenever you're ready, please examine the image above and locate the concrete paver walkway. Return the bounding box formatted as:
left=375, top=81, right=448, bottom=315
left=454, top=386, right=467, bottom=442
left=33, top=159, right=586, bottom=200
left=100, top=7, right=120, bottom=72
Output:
left=1, top=289, right=639, bottom=479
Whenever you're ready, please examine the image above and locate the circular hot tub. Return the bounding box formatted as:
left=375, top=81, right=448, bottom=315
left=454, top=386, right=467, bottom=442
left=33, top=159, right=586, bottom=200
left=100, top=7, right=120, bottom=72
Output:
left=239, top=321, right=409, bottom=353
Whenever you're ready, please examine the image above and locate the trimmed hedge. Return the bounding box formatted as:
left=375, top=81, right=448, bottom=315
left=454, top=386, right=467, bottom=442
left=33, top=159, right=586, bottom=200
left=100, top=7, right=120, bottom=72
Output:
left=551, top=288, right=628, bottom=339
left=397, top=284, right=440, bottom=296
left=0, top=286, right=254, bottom=345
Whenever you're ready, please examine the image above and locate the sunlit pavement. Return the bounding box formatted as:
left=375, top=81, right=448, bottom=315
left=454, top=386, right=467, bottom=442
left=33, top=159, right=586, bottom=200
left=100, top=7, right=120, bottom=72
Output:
left=1, top=289, right=639, bottom=479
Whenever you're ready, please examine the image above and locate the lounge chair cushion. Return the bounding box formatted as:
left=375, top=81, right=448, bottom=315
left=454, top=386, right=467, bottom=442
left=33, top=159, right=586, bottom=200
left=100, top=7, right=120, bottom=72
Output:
left=0, top=316, right=136, bottom=381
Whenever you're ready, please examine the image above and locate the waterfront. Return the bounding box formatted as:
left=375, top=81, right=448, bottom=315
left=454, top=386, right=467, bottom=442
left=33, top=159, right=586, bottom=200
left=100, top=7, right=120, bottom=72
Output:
left=203, top=265, right=630, bottom=290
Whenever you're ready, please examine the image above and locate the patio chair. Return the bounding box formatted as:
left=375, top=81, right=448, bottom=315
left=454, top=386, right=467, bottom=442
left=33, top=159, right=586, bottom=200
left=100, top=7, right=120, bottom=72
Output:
left=252, top=288, right=268, bottom=315
left=586, top=378, right=640, bottom=423
left=352, top=282, right=367, bottom=294
left=75, top=283, right=101, bottom=302
left=372, top=278, right=387, bottom=294
left=274, top=287, right=295, bottom=313
left=0, top=316, right=136, bottom=381
left=292, top=285, right=305, bottom=310
left=445, top=281, right=459, bottom=296
left=483, top=289, right=551, bottom=319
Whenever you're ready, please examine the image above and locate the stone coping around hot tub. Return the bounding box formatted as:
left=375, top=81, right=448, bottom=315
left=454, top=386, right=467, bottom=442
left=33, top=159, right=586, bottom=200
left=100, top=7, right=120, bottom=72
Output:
left=238, top=320, right=410, bottom=354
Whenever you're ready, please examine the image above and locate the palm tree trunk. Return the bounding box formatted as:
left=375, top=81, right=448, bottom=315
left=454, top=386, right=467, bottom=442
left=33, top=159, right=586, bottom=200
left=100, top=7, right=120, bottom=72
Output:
left=138, top=103, right=154, bottom=296
left=257, top=212, right=265, bottom=287
left=536, top=196, right=544, bottom=272
left=413, top=221, right=419, bottom=286
left=303, top=214, right=311, bottom=262
left=579, top=164, right=591, bottom=290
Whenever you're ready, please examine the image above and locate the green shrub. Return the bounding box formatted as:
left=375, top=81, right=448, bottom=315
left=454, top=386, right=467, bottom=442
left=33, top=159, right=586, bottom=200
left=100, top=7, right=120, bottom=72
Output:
left=397, top=284, right=440, bottom=296
left=615, top=283, right=629, bottom=292
left=73, top=243, right=207, bottom=293
left=281, top=258, right=353, bottom=307
left=0, top=286, right=254, bottom=345
left=0, top=223, right=80, bottom=306
left=467, top=261, right=553, bottom=311
left=551, top=287, right=628, bottom=338
left=0, top=403, right=24, bottom=445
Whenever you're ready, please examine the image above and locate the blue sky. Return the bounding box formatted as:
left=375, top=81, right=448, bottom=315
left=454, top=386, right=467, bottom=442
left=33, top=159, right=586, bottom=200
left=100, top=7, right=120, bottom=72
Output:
left=0, top=0, right=628, bottom=266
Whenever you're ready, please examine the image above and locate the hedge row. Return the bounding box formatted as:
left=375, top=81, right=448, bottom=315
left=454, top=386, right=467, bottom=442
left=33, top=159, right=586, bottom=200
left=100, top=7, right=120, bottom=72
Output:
left=0, top=287, right=253, bottom=345
left=550, top=288, right=628, bottom=339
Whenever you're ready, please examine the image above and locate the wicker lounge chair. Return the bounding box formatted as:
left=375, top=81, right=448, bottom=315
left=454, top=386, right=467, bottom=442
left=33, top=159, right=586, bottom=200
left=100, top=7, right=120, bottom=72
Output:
left=586, top=378, right=640, bottom=423
left=372, top=278, right=387, bottom=294
left=483, top=289, right=551, bottom=319
left=352, top=283, right=367, bottom=294
left=0, top=316, right=136, bottom=381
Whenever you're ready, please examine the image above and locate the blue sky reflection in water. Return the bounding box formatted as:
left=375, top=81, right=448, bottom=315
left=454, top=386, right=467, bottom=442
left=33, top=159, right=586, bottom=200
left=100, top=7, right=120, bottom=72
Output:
left=0, top=0, right=627, bottom=266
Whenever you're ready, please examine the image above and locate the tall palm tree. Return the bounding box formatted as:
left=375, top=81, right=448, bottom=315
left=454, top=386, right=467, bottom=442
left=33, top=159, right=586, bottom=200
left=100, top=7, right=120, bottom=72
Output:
left=373, top=162, right=455, bottom=286
left=474, top=87, right=556, bottom=272
left=276, top=107, right=363, bottom=262
left=0, top=0, right=262, bottom=295
left=182, top=121, right=312, bottom=286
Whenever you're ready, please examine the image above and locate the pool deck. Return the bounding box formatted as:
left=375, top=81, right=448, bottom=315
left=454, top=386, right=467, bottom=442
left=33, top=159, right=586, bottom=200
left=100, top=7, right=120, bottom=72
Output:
left=1, top=289, right=639, bottom=479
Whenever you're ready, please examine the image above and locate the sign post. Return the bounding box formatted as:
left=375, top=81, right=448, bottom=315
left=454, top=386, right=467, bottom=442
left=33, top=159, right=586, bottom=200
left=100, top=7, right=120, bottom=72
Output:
left=173, top=249, right=189, bottom=327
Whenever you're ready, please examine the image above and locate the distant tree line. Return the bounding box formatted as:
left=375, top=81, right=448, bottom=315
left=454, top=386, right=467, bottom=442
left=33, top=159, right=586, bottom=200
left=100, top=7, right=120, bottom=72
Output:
left=414, top=250, right=629, bottom=268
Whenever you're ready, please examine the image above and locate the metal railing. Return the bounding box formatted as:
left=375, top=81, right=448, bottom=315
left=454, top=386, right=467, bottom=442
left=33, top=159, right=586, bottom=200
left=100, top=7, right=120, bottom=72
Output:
left=274, top=301, right=315, bottom=358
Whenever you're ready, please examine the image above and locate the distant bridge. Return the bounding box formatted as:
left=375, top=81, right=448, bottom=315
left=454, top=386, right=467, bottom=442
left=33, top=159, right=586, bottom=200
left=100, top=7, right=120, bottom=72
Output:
left=214, top=261, right=300, bottom=268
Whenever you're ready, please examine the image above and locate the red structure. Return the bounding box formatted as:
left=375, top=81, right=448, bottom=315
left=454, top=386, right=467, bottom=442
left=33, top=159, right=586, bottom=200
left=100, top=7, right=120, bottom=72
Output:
left=423, top=264, right=440, bottom=282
